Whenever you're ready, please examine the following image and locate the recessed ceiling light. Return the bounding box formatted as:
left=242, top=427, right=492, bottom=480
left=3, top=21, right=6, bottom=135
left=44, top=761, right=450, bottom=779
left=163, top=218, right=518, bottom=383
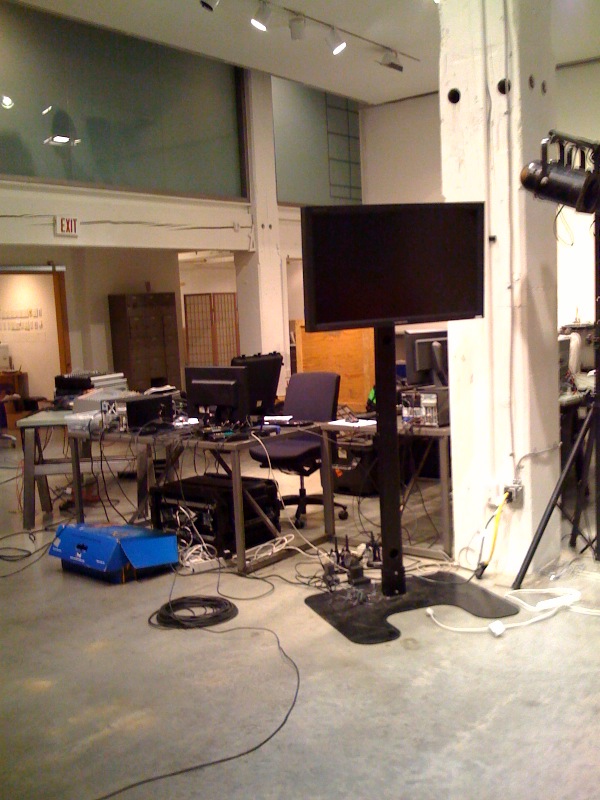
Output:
left=1, top=95, right=14, bottom=110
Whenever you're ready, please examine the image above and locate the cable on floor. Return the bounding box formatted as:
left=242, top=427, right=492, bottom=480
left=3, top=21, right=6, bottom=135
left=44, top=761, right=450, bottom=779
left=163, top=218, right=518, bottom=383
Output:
left=94, top=623, right=300, bottom=800
left=148, top=594, right=238, bottom=629
left=425, top=586, right=586, bottom=636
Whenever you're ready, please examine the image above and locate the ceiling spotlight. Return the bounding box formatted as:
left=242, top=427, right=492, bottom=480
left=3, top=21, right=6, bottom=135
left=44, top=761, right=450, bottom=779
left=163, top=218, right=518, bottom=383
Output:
left=251, top=2, right=271, bottom=32
left=381, top=50, right=404, bottom=72
left=326, top=27, right=346, bottom=55
left=200, top=0, right=219, bottom=9
left=1, top=95, right=14, bottom=110
left=289, top=15, right=305, bottom=41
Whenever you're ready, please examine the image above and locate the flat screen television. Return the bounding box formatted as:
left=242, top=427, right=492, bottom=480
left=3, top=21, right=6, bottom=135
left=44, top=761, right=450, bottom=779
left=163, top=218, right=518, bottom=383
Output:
left=301, top=202, right=484, bottom=332
left=185, top=366, right=250, bottom=425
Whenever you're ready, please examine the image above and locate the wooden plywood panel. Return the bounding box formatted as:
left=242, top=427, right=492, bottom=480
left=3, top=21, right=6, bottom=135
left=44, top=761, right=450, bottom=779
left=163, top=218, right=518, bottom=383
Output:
left=295, top=321, right=374, bottom=412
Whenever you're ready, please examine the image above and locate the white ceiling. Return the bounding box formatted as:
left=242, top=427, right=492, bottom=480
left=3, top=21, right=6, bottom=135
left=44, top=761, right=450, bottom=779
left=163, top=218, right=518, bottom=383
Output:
left=17, top=0, right=600, bottom=106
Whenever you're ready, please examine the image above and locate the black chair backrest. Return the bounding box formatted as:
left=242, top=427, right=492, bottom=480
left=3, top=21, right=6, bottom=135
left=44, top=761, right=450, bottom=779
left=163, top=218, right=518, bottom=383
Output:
left=282, top=372, right=340, bottom=422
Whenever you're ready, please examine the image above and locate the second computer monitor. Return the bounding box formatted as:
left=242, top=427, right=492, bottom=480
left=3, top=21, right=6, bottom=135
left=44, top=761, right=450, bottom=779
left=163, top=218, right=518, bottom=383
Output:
left=404, top=330, right=449, bottom=387
left=185, top=366, right=250, bottom=425
left=230, top=352, right=283, bottom=417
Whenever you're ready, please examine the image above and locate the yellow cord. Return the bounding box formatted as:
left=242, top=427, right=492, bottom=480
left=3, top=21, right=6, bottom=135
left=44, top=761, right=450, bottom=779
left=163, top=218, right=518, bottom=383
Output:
left=477, top=491, right=510, bottom=577
left=484, top=491, right=510, bottom=566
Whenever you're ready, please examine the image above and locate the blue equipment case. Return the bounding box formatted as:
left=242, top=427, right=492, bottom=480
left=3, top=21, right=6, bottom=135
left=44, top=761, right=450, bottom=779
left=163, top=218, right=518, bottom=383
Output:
left=49, top=523, right=178, bottom=583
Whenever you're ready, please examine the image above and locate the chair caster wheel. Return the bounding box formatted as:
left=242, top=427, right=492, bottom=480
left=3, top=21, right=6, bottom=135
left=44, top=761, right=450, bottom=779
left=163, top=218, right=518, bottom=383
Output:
left=338, top=509, right=349, bottom=520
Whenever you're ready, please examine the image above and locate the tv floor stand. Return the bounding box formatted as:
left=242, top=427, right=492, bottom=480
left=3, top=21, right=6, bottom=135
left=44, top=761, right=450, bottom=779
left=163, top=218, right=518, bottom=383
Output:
left=305, top=322, right=518, bottom=644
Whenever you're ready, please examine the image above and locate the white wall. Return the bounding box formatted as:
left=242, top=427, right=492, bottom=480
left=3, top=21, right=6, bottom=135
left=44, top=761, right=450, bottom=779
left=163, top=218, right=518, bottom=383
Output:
left=179, top=262, right=236, bottom=298
left=286, top=259, right=304, bottom=321
left=360, top=94, right=443, bottom=204
left=0, top=181, right=253, bottom=252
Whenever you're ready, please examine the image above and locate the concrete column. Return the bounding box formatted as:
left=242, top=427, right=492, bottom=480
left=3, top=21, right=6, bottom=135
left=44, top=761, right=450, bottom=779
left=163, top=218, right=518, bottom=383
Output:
left=440, top=0, right=561, bottom=577
left=235, top=70, right=291, bottom=389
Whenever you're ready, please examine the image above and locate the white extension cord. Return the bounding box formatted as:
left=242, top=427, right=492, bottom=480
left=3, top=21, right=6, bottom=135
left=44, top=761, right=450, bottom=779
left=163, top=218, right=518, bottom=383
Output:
left=425, top=587, right=584, bottom=637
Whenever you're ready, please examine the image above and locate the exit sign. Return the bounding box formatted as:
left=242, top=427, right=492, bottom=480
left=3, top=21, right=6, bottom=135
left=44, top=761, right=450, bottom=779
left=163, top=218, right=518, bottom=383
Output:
left=54, top=216, right=78, bottom=237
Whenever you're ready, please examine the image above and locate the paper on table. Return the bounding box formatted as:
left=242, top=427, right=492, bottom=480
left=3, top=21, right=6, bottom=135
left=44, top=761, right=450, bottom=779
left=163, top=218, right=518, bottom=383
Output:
left=328, top=418, right=376, bottom=428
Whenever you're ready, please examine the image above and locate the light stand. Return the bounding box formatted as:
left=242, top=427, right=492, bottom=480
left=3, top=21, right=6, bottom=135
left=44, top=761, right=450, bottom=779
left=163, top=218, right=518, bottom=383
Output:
left=513, top=131, right=600, bottom=589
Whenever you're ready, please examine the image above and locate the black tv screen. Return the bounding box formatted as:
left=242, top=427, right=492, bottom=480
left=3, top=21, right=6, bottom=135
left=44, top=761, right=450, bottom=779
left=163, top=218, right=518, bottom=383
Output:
left=301, top=202, right=484, bottom=332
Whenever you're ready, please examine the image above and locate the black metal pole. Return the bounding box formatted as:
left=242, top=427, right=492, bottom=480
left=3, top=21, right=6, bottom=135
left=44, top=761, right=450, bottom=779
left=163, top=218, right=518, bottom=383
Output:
left=374, top=324, right=406, bottom=596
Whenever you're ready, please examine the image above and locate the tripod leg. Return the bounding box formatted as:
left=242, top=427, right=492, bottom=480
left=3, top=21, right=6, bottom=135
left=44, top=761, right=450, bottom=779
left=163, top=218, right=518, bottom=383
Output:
left=569, top=412, right=595, bottom=547
left=512, top=404, right=593, bottom=590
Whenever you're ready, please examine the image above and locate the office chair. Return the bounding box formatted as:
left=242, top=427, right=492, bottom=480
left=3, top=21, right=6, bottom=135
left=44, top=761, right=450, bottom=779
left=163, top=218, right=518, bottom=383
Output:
left=249, top=371, right=348, bottom=528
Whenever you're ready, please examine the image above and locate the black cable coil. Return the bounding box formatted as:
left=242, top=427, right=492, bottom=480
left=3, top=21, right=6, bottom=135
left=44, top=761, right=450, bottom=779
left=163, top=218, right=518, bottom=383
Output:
left=149, top=595, right=238, bottom=629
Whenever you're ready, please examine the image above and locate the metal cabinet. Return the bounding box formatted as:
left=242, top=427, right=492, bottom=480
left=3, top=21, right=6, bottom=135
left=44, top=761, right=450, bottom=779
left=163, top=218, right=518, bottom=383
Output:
left=108, top=293, right=181, bottom=392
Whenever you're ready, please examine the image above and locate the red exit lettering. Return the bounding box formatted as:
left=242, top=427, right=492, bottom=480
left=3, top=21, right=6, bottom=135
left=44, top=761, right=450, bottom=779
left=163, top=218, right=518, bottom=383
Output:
left=61, top=218, right=77, bottom=234
left=55, top=216, right=78, bottom=237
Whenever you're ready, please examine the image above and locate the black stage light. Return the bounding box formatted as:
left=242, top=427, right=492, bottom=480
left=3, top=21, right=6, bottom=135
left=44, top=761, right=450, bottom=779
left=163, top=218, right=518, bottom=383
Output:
left=520, top=160, right=600, bottom=213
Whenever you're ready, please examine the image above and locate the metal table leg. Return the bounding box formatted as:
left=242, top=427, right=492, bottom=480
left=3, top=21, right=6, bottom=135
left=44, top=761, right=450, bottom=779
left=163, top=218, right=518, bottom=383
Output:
left=230, top=449, right=247, bottom=573
left=319, top=430, right=335, bottom=539
left=21, top=428, right=52, bottom=529
left=22, top=428, right=37, bottom=530
left=69, top=435, right=85, bottom=524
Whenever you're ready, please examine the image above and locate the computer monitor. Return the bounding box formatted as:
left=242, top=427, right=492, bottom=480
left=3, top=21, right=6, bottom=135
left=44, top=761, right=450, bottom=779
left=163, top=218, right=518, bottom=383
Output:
left=230, top=352, right=283, bottom=416
left=185, top=366, right=250, bottom=425
left=405, top=330, right=449, bottom=387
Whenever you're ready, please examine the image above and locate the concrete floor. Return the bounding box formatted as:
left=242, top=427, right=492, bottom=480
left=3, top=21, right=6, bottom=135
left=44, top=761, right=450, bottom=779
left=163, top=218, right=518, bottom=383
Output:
left=2, top=434, right=600, bottom=800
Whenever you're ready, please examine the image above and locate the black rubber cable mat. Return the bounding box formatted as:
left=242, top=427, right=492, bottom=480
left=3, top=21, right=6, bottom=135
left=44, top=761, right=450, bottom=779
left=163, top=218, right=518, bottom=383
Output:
left=304, top=571, right=519, bottom=644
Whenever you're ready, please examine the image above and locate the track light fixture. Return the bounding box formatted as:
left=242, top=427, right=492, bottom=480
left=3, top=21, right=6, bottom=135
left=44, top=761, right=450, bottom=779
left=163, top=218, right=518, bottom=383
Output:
left=520, top=133, right=600, bottom=214
left=289, top=15, right=305, bottom=41
left=199, top=0, right=219, bottom=10
left=381, top=49, right=404, bottom=72
left=251, top=1, right=271, bottom=32
left=239, top=2, right=417, bottom=65
left=326, top=27, right=346, bottom=55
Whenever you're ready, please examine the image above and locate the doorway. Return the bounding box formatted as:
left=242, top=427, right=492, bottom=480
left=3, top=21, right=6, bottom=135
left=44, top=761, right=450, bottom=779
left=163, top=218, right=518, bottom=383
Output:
left=0, top=265, right=70, bottom=399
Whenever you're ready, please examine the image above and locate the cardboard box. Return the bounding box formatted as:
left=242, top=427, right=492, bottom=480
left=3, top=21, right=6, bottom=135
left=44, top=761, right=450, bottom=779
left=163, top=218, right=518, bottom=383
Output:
left=49, top=523, right=178, bottom=583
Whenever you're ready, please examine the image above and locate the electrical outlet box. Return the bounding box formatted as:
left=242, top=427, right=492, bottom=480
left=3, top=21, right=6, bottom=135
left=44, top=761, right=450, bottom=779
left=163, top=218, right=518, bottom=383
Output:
left=504, top=482, right=523, bottom=506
